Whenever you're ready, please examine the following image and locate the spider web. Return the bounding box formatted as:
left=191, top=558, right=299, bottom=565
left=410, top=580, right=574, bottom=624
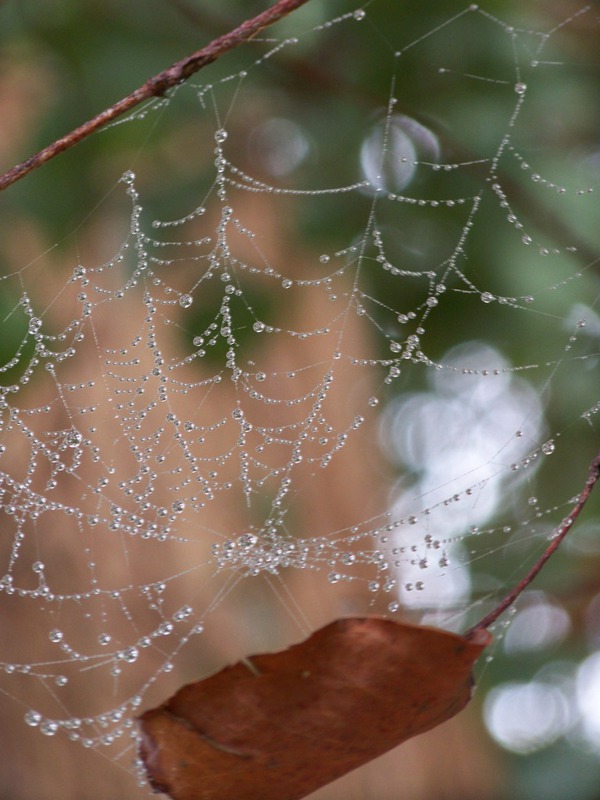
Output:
left=0, top=1, right=598, bottom=796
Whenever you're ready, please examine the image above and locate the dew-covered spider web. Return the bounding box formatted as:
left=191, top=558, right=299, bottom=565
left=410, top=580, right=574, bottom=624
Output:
left=0, top=2, right=599, bottom=797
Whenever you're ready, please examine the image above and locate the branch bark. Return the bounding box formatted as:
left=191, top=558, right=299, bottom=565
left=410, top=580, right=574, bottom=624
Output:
left=0, top=0, right=311, bottom=193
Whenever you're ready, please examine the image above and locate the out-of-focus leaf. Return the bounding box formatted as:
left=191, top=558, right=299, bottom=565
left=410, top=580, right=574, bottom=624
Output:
left=138, top=617, right=490, bottom=800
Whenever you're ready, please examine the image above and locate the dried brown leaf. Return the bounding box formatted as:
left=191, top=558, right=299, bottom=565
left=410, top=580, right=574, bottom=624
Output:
left=138, top=617, right=490, bottom=800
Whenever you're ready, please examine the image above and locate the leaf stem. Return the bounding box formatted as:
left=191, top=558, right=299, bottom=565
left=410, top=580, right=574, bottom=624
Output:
left=0, top=0, right=311, bottom=193
left=466, top=447, right=600, bottom=638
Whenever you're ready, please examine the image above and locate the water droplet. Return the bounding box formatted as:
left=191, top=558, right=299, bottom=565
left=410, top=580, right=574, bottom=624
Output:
left=40, top=721, right=59, bottom=736
left=214, top=128, right=228, bottom=144
left=49, top=629, right=63, bottom=643
left=66, top=430, right=82, bottom=448
left=158, top=621, right=174, bottom=636
left=541, top=439, right=555, bottom=455
left=118, top=646, right=139, bottom=663
left=514, top=82, right=527, bottom=95
left=179, top=294, right=193, bottom=309
left=25, top=710, right=42, bottom=727
left=481, top=292, right=495, bottom=304
left=121, top=170, right=136, bottom=185
left=253, top=321, right=265, bottom=333
left=354, top=8, right=366, bottom=20
left=98, top=633, right=112, bottom=646
left=173, top=605, right=192, bottom=621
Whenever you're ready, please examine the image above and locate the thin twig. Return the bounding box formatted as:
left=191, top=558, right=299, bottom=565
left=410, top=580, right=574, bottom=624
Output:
left=466, top=447, right=600, bottom=638
left=0, top=0, right=311, bottom=193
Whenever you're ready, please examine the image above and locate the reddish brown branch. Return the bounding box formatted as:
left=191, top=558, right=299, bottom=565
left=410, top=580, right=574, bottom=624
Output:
left=467, top=447, right=600, bottom=638
left=0, top=0, right=311, bottom=193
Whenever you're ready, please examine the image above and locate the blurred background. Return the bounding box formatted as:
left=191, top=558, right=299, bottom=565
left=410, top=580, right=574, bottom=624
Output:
left=0, top=1, right=599, bottom=798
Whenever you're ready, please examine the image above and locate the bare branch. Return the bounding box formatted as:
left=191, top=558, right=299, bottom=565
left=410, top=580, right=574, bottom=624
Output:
left=467, top=447, right=600, bottom=637
left=0, top=0, right=311, bottom=193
